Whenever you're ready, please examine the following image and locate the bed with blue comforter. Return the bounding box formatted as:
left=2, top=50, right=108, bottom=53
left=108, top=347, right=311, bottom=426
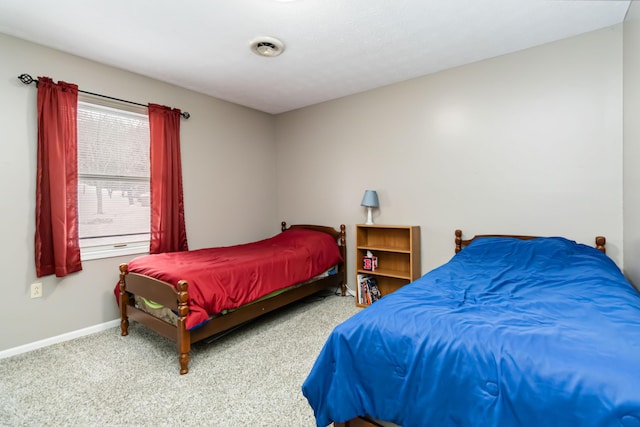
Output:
left=302, top=235, right=640, bottom=427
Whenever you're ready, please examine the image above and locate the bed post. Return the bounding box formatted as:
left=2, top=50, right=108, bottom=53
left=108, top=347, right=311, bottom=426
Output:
left=340, top=224, right=347, bottom=296
left=176, top=280, right=191, bottom=375
left=596, top=236, right=606, bottom=254
left=118, top=264, right=130, bottom=337
left=455, top=230, right=463, bottom=254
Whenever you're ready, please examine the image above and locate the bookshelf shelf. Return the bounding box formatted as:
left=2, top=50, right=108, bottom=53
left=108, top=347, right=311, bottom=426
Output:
left=355, top=224, right=421, bottom=307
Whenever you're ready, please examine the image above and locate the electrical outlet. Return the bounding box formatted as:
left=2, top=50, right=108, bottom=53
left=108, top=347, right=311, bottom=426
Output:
left=30, top=282, right=43, bottom=298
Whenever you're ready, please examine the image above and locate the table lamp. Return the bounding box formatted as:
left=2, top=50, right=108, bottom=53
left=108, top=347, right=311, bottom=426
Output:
left=361, top=190, right=379, bottom=225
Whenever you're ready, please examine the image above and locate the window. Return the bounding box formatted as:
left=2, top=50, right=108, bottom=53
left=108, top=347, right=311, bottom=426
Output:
left=77, top=98, right=150, bottom=260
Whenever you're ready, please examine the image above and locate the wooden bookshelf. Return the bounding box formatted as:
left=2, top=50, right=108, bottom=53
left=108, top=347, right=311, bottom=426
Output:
left=355, top=224, right=421, bottom=307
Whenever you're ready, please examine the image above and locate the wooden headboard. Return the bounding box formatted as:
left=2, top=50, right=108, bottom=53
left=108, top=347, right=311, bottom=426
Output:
left=454, top=229, right=606, bottom=254
left=281, top=221, right=347, bottom=293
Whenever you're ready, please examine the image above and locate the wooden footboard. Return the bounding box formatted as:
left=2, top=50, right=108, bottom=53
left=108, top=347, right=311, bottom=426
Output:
left=118, top=222, right=347, bottom=374
left=119, top=264, right=191, bottom=373
left=335, top=416, right=390, bottom=427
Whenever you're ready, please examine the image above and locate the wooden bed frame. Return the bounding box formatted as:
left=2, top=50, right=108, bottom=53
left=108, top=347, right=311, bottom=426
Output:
left=334, top=229, right=607, bottom=427
left=335, top=417, right=389, bottom=427
left=454, top=229, right=606, bottom=254
left=118, top=221, right=346, bottom=375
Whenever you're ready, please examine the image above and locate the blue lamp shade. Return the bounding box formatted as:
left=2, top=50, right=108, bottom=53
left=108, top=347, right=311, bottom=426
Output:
left=361, top=190, right=379, bottom=208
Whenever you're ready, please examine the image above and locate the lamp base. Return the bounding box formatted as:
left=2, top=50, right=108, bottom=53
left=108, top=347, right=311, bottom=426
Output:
left=365, top=207, right=374, bottom=225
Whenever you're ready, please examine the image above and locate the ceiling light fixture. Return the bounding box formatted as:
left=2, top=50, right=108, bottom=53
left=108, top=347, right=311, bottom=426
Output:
left=250, top=36, right=285, bottom=57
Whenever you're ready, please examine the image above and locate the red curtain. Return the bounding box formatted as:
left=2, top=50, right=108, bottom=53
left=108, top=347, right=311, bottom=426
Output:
left=148, top=104, right=188, bottom=254
left=35, top=77, right=82, bottom=277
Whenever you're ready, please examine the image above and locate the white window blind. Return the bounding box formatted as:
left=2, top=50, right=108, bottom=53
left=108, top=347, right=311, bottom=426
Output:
left=77, top=99, right=150, bottom=260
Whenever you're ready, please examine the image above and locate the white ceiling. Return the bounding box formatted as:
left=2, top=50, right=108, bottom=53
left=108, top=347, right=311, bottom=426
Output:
left=0, top=0, right=631, bottom=114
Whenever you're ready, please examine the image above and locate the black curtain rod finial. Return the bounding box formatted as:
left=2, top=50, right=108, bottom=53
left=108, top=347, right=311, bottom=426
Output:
left=18, top=73, right=37, bottom=86
left=18, top=73, right=190, bottom=119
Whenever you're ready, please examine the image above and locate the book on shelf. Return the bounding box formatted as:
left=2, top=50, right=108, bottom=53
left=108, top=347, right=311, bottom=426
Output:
left=357, top=274, right=381, bottom=305
left=367, top=277, right=381, bottom=303
left=357, top=274, right=367, bottom=305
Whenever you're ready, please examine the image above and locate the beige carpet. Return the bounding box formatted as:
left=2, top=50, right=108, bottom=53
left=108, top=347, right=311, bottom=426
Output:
left=0, top=292, right=359, bottom=427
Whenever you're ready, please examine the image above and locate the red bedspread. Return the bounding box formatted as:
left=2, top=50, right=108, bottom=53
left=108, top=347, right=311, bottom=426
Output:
left=120, top=228, right=343, bottom=329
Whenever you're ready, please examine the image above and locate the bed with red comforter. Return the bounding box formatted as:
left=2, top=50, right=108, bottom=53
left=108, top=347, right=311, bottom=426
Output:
left=116, top=222, right=346, bottom=374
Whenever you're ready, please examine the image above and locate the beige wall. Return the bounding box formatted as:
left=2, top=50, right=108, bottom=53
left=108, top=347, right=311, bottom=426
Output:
left=0, top=33, right=278, bottom=351
left=276, top=26, right=624, bottom=293
left=624, top=2, right=640, bottom=288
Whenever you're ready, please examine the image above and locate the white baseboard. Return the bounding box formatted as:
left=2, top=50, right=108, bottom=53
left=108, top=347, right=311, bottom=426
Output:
left=0, top=319, right=120, bottom=360
left=344, top=283, right=356, bottom=297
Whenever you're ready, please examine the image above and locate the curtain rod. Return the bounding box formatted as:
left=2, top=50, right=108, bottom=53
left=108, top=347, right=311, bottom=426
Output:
left=17, top=73, right=190, bottom=119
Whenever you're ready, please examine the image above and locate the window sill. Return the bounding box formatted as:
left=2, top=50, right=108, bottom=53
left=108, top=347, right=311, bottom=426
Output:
left=80, top=242, right=149, bottom=261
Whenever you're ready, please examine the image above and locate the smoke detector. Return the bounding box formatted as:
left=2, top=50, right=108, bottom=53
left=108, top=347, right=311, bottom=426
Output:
left=250, top=36, right=285, bottom=57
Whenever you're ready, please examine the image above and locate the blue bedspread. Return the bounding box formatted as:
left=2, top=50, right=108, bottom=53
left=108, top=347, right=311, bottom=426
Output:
left=302, top=237, right=640, bottom=427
